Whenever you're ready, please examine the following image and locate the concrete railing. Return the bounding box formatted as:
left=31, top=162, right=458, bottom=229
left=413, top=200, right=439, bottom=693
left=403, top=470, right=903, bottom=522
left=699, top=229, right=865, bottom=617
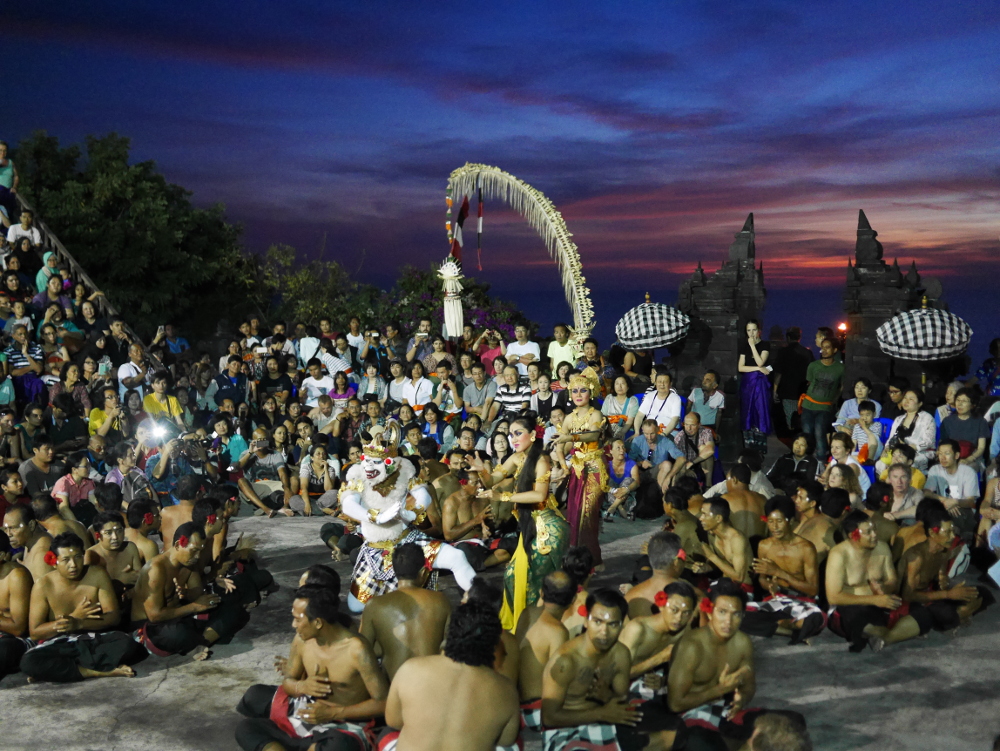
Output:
left=12, top=192, right=163, bottom=367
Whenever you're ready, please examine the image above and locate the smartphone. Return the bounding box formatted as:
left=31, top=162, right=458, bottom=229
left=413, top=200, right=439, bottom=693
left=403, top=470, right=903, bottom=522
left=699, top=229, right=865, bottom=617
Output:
left=255, top=347, right=267, bottom=355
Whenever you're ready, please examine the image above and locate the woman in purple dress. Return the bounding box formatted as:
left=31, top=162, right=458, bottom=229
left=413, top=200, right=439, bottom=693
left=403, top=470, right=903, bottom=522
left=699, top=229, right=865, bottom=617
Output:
left=738, top=319, right=772, bottom=455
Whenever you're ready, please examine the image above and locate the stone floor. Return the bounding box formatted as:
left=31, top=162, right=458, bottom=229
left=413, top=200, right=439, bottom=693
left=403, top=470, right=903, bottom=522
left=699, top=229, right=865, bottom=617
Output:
left=3, top=509, right=1000, bottom=750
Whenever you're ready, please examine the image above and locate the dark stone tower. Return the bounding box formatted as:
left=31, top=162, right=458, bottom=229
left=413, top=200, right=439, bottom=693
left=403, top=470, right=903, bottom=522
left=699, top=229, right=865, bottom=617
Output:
left=673, top=214, right=767, bottom=462
left=842, top=210, right=929, bottom=393
left=675, top=213, right=767, bottom=389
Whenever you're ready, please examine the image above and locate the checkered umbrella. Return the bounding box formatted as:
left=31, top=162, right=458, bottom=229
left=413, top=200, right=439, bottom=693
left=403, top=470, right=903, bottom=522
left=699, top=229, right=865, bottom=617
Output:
left=615, top=302, right=690, bottom=349
left=876, top=307, right=972, bottom=361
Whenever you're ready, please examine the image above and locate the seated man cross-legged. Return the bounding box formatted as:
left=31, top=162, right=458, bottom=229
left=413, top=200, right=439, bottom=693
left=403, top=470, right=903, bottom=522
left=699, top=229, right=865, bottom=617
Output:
left=21, top=532, right=145, bottom=682
left=236, top=583, right=388, bottom=751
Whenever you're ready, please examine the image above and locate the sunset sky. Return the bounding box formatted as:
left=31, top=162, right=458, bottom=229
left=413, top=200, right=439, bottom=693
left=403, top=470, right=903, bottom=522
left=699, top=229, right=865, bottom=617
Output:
left=5, top=2, right=999, bottom=336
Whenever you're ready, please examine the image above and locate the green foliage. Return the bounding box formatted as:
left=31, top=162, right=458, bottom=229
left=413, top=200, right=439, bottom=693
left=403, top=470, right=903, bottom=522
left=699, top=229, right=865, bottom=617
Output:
left=11, top=130, right=535, bottom=342
left=13, top=131, right=252, bottom=338
left=258, top=250, right=534, bottom=338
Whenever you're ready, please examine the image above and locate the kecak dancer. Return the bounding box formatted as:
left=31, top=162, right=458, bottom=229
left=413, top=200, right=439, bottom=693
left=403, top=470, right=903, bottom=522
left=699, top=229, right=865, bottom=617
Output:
left=339, top=425, right=475, bottom=613
left=553, top=367, right=608, bottom=566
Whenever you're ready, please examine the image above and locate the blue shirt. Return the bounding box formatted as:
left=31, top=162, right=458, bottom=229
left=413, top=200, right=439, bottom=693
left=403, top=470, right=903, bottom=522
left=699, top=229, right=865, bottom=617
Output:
left=628, top=434, right=683, bottom=466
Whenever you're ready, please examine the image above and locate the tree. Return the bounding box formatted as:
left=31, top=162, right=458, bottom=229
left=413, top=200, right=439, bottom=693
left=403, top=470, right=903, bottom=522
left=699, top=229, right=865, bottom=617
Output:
left=13, top=131, right=254, bottom=338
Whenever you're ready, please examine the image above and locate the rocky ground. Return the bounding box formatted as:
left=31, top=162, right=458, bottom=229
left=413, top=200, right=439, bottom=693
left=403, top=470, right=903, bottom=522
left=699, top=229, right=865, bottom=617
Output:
left=3, top=506, right=1000, bottom=750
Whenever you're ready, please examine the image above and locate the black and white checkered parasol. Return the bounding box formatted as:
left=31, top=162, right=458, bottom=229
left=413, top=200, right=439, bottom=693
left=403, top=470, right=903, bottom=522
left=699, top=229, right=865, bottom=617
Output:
left=876, top=307, right=972, bottom=361
left=615, top=302, right=690, bottom=349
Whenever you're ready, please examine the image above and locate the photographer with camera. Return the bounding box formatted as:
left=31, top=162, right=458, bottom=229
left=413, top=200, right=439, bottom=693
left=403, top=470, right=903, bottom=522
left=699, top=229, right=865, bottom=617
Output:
left=235, top=427, right=294, bottom=518
left=405, top=317, right=435, bottom=364
left=472, top=328, right=506, bottom=376
left=359, top=327, right=395, bottom=376
left=145, top=421, right=217, bottom=504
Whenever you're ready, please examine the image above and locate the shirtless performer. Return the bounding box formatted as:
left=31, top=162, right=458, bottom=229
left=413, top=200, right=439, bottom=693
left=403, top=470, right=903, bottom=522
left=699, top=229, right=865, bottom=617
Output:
left=661, top=488, right=703, bottom=573
left=131, top=522, right=246, bottom=661
left=668, top=579, right=791, bottom=749
left=383, top=601, right=521, bottom=751
left=158, top=474, right=202, bottom=551
left=792, top=480, right=837, bottom=564
left=543, top=588, right=681, bottom=751
left=559, top=546, right=595, bottom=638
left=21, top=532, right=145, bottom=682
left=464, top=576, right=519, bottom=685
left=698, top=499, right=752, bottom=587
left=721, top=464, right=767, bottom=541
left=359, top=543, right=451, bottom=680
left=85, top=511, right=142, bottom=597
left=620, top=580, right=697, bottom=702
left=124, top=500, right=161, bottom=564
left=625, top=531, right=690, bottom=619
left=861, top=481, right=899, bottom=546
left=3, top=505, right=52, bottom=583
left=893, top=497, right=947, bottom=562
left=30, top=493, right=92, bottom=550
left=0, top=530, right=32, bottom=680
left=235, top=585, right=388, bottom=751
left=743, top=497, right=824, bottom=644
left=825, top=510, right=920, bottom=652
left=517, top=571, right=575, bottom=731
left=895, top=506, right=988, bottom=643
left=442, top=470, right=510, bottom=572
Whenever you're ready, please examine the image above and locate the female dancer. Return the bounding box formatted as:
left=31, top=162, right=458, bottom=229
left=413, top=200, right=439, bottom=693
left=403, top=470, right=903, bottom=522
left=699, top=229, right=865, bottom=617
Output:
left=470, top=412, right=569, bottom=630
left=553, top=367, right=608, bottom=566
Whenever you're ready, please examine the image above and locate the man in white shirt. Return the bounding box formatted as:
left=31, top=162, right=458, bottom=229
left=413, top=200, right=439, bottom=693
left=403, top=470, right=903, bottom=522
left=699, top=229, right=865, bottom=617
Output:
left=924, top=440, right=980, bottom=518
left=636, top=370, right=682, bottom=436
left=546, top=323, right=577, bottom=374
left=117, top=343, right=151, bottom=400
left=345, top=316, right=366, bottom=349
left=6, top=209, right=41, bottom=246
left=301, top=359, right=336, bottom=408
left=505, top=325, right=540, bottom=378
left=687, top=370, right=725, bottom=429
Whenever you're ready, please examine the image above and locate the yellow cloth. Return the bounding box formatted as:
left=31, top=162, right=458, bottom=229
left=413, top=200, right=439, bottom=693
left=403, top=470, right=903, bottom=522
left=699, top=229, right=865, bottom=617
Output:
left=500, top=535, right=530, bottom=631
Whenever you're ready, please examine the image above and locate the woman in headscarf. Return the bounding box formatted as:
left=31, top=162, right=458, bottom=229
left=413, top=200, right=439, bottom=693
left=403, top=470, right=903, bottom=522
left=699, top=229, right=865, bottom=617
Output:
left=35, top=250, right=59, bottom=294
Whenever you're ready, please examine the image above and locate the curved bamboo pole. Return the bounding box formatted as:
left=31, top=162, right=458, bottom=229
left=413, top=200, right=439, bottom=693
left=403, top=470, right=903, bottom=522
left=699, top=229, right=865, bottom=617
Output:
left=448, top=163, right=595, bottom=338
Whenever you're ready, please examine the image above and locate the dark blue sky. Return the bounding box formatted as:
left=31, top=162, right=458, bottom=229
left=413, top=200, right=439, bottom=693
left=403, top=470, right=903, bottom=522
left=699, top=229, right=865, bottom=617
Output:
left=5, top=1, right=999, bottom=322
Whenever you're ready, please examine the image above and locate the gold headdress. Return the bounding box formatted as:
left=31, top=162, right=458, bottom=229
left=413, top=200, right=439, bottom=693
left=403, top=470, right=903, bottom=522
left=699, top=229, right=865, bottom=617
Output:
left=360, top=423, right=400, bottom=463
left=569, top=367, right=601, bottom=398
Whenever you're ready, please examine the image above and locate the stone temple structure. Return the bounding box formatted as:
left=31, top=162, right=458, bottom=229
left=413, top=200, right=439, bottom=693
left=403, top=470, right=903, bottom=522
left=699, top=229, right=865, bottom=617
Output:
left=842, top=210, right=955, bottom=395
left=672, top=214, right=766, bottom=461
left=673, top=213, right=767, bottom=391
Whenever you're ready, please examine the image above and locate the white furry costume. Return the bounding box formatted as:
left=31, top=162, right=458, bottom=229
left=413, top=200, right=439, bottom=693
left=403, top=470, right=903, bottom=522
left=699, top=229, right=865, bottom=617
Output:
left=339, top=427, right=475, bottom=612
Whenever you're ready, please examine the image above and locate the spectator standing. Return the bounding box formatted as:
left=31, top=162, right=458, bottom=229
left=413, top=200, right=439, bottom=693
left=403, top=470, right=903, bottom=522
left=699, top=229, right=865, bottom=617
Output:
left=800, top=337, right=844, bottom=460
left=770, top=327, right=813, bottom=432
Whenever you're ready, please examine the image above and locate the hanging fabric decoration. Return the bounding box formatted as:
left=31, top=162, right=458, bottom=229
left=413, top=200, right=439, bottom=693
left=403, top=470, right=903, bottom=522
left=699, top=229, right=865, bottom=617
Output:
left=445, top=187, right=454, bottom=247
left=450, top=196, right=470, bottom=264
left=476, top=173, right=484, bottom=271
